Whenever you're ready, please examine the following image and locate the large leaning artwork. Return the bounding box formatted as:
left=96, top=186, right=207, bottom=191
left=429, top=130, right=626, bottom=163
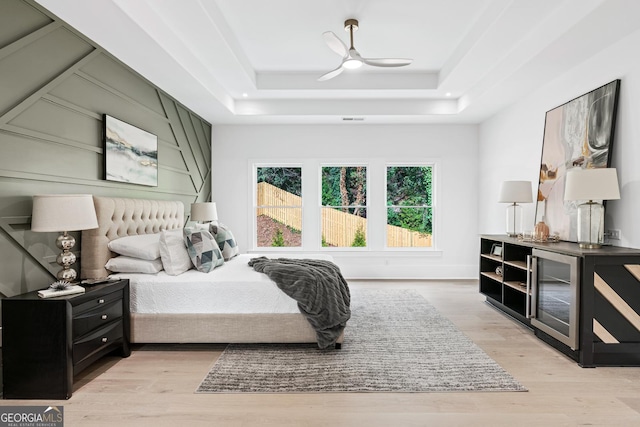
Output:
left=103, top=114, right=158, bottom=187
left=535, top=80, right=620, bottom=242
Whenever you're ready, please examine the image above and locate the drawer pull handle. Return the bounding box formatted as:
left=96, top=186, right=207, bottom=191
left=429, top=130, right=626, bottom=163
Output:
left=101, top=337, right=108, bottom=343
left=101, top=314, right=108, bottom=320
left=98, top=299, right=105, bottom=304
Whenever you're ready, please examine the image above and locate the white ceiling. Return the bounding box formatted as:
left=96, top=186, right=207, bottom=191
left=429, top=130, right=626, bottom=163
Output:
left=34, top=0, right=640, bottom=125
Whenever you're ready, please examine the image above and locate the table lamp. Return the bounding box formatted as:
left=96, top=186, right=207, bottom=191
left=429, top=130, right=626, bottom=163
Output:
left=31, top=194, right=99, bottom=282
left=564, top=168, right=620, bottom=249
left=498, top=181, right=533, bottom=237
left=191, top=202, right=218, bottom=223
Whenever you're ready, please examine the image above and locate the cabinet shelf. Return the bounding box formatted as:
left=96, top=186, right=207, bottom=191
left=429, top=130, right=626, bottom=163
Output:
left=481, top=253, right=503, bottom=263
left=504, top=280, right=530, bottom=294
left=480, top=237, right=532, bottom=323
left=480, top=271, right=503, bottom=283
left=504, top=259, right=529, bottom=271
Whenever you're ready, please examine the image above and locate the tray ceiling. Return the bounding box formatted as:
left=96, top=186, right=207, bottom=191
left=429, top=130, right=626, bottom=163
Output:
left=34, top=0, right=640, bottom=124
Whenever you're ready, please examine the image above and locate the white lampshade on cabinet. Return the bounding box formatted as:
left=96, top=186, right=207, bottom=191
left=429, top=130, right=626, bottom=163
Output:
left=564, top=168, right=620, bottom=248
left=498, top=181, right=533, bottom=237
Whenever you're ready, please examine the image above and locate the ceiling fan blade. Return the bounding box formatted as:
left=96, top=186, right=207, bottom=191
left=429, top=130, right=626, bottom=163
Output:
left=317, top=65, right=344, bottom=81
left=322, top=31, right=347, bottom=57
left=362, top=58, right=413, bottom=67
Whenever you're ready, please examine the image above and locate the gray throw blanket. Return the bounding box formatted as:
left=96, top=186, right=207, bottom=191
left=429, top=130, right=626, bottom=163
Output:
left=248, top=257, right=351, bottom=349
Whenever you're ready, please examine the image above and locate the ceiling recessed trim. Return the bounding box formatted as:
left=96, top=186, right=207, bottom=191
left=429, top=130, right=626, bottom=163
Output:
left=234, top=98, right=459, bottom=117
left=257, top=71, right=438, bottom=91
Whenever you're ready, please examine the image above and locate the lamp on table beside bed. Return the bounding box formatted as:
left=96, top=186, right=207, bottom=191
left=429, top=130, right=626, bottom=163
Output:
left=191, top=202, right=218, bottom=223
left=31, top=194, right=99, bottom=282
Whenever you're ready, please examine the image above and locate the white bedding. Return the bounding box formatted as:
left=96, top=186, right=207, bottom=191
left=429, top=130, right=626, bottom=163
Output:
left=111, top=253, right=334, bottom=315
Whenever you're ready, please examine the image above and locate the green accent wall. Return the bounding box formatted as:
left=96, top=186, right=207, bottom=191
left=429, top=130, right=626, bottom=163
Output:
left=0, top=0, right=212, bottom=299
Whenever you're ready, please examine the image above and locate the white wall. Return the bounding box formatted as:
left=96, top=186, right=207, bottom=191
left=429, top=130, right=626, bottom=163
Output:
left=212, top=124, right=479, bottom=279
left=479, top=27, right=640, bottom=249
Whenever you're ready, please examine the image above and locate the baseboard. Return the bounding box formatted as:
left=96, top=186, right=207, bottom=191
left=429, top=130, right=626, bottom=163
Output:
left=337, top=261, right=477, bottom=280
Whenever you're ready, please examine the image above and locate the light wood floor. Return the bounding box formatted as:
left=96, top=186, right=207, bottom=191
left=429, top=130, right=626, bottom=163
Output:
left=9, top=280, right=640, bottom=426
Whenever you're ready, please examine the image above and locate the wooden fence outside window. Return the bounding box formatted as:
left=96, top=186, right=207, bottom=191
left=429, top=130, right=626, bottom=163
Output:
left=256, top=182, right=432, bottom=247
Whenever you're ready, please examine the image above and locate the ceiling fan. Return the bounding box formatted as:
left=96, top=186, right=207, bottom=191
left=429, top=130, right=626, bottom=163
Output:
left=318, top=19, right=413, bottom=81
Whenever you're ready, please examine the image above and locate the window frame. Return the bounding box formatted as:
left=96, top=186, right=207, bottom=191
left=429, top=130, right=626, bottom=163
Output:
left=252, top=163, right=304, bottom=251
left=319, top=164, right=369, bottom=250
left=385, top=162, right=437, bottom=251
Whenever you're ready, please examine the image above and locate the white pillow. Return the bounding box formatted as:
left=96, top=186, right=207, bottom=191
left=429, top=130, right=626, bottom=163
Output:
left=105, top=256, right=163, bottom=274
left=108, top=234, right=161, bottom=260
left=159, top=229, right=192, bottom=276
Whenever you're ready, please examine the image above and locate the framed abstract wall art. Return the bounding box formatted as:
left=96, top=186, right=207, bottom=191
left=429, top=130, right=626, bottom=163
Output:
left=103, top=114, right=158, bottom=187
left=534, top=80, right=620, bottom=242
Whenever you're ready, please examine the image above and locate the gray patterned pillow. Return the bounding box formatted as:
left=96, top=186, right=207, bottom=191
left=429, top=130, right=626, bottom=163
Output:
left=183, top=228, right=224, bottom=273
left=209, top=222, right=240, bottom=261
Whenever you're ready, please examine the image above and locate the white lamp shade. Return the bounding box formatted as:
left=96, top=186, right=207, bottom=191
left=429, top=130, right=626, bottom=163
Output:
left=564, top=168, right=620, bottom=201
left=31, top=194, right=98, bottom=232
left=498, top=181, right=533, bottom=203
left=191, top=202, right=218, bottom=222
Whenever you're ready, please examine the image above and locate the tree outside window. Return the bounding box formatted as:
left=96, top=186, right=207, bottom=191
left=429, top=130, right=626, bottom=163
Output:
left=321, top=166, right=367, bottom=247
left=255, top=166, right=302, bottom=247
left=386, top=166, right=433, bottom=248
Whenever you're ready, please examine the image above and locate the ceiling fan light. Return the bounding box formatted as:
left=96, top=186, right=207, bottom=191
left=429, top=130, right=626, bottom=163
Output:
left=343, top=58, right=363, bottom=69
left=320, top=19, right=411, bottom=81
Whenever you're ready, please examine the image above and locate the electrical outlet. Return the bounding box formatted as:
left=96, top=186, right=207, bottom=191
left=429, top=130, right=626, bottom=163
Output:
left=608, top=229, right=621, bottom=240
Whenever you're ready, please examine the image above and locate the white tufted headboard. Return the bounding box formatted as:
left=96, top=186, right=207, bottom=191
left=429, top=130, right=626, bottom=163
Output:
left=81, top=197, right=184, bottom=279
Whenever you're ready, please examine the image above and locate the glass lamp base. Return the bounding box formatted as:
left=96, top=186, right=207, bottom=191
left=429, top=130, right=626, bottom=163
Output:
left=577, top=201, right=604, bottom=249
left=505, top=203, right=523, bottom=237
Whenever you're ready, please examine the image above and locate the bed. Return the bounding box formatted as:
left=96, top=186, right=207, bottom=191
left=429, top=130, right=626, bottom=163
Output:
left=80, top=197, right=346, bottom=347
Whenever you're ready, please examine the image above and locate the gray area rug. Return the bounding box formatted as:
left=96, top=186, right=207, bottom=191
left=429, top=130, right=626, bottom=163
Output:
left=196, top=289, right=527, bottom=393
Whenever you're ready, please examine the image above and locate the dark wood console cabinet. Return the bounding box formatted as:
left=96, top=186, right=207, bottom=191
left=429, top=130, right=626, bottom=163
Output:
left=2, top=279, right=130, bottom=399
left=480, top=235, right=640, bottom=367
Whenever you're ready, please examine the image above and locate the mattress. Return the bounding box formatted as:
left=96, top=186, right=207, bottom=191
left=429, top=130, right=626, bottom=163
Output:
left=111, top=254, right=334, bottom=315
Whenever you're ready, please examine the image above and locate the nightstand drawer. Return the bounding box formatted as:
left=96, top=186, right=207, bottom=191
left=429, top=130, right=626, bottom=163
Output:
left=73, top=299, right=123, bottom=339
left=73, top=289, right=122, bottom=315
left=73, top=319, right=123, bottom=366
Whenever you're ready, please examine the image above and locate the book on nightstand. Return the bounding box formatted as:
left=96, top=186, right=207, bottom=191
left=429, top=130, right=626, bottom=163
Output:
left=37, top=285, right=85, bottom=298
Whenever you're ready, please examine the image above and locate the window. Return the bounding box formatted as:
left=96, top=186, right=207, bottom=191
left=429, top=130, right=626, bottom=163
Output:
left=386, top=165, right=433, bottom=248
left=321, top=166, right=367, bottom=247
left=255, top=166, right=302, bottom=248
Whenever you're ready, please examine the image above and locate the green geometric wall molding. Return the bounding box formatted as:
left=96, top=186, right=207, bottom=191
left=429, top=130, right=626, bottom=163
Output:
left=0, top=0, right=212, bottom=298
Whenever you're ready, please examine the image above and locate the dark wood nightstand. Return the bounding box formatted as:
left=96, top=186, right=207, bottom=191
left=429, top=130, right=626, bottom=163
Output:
left=2, top=279, right=130, bottom=399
